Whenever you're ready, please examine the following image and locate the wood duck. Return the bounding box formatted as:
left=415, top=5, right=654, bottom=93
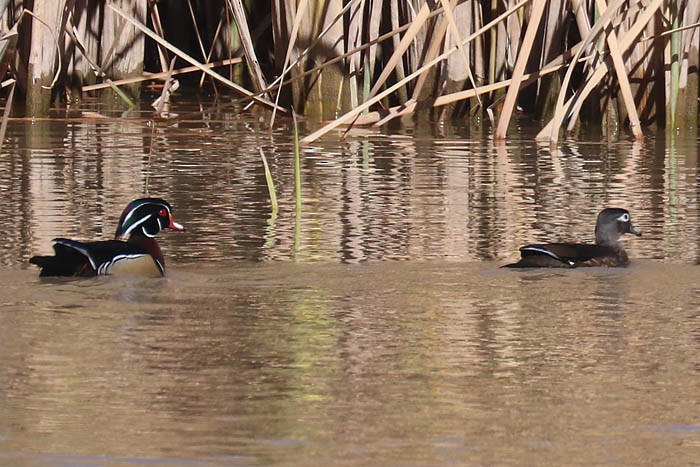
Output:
left=30, top=198, right=185, bottom=277
left=504, top=208, right=641, bottom=268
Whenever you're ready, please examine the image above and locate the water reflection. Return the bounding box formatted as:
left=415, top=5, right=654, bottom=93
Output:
left=2, top=104, right=700, bottom=463
left=2, top=261, right=700, bottom=463
left=2, top=109, right=698, bottom=268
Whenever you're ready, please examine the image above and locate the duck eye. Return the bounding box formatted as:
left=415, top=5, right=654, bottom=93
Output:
left=618, top=213, right=629, bottom=222
left=158, top=208, right=167, bottom=217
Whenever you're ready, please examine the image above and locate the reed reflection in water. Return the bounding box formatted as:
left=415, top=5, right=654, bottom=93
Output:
left=0, top=108, right=699, bottom=463
left=1, top=112, right=698, bottom=267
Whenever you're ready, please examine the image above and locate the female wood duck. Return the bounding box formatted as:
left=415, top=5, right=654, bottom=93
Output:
left=504, top=208, right=641, bottom=268
left=30, top=198, right=185, bottom=277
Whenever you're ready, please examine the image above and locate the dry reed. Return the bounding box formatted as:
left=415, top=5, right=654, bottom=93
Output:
left=0, top=0, right=697, bottom=143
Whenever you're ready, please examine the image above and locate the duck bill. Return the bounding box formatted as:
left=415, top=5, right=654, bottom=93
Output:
left=169, top=215, right=185, bottom=232
left=629, top=224, right=641, bottom=236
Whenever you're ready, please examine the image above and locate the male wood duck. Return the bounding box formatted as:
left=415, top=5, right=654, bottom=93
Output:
left=30, top=198, right=185, bottom=277
left=504, top=208, right=641, bottom=268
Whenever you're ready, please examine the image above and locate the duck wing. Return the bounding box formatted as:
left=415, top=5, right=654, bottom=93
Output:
left=504, top=243, right=618, bottom=268
left=30, top=238, right=152, bottom=276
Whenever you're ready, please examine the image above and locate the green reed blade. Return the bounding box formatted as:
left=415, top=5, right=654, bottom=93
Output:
left=293, top=109, right=302, bottom=259
left=293, top=110, right=302, bottom=211
left=259, top=148, right=279, bottom=213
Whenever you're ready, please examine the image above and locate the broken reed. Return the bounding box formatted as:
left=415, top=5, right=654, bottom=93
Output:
left=1, top=1, right=698, bottom=143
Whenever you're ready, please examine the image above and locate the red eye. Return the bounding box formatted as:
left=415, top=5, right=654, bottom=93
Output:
left=158, top=208, right=167, bottom=217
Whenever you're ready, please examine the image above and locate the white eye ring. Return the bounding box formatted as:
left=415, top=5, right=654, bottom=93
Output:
left=617, top=213, right=630, bottom=222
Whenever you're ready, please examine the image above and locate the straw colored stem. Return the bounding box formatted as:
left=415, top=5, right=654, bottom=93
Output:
left=227, top=0, right=269, bottom=95
left=270, top=0, right=308, bottom=128
left=536, top=0, right=664, bottom=141
left=367, top=3, right=430, bottom=100
left=547, top=0, right=628, bottom=144
left=147, top=2, right=169, bottom=73
left=82, top=58, right=242, bottom=92
left=259, top=149, right=279, bottom=213
left=66, top=18, right=134, bottom=107
left=356, top=52, right=571, bottom=126
left=593, top=0, right=642, bottom=139
left=261, top=0, right=446, bottom=105
left=494, top=0, right=544, bottom=140
left=187, top=0, right=208, bottom=62
left=439, top=0, right=481, bottom=107
left=301, top=0, right=530, bottom=145
left=107, top=2, right=285, bottom=113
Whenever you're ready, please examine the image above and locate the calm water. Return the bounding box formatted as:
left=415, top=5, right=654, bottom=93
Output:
left=1, top=101, right=700, bottom=464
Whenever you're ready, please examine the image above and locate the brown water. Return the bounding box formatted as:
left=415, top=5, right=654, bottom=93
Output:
left=1, top=101, right=700, bottom=464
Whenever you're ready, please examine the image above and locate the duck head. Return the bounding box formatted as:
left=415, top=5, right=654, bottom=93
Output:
left=114, top=198, right=185, bottom=241
left=594, top=208, right=641, bottom=247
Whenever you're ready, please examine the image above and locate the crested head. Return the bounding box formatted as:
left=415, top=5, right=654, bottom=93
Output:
left=114, top=198, right=185, bottom=241
left=594, top=208, right=641, bottom=247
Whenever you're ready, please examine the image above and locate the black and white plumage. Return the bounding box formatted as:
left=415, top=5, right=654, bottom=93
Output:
left=504, top=208, right=641, bottom=268
left=30, top=198, right=185, bottom=277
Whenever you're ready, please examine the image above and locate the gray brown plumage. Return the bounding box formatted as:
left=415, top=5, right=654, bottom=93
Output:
left=504, top=208, right=641, bottom=268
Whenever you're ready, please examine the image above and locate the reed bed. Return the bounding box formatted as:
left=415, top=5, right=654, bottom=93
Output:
left=0, top=0, right=697, bottom=143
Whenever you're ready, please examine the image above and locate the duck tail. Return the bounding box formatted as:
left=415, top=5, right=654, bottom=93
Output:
left=29, top=255, right=68, bottom=276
